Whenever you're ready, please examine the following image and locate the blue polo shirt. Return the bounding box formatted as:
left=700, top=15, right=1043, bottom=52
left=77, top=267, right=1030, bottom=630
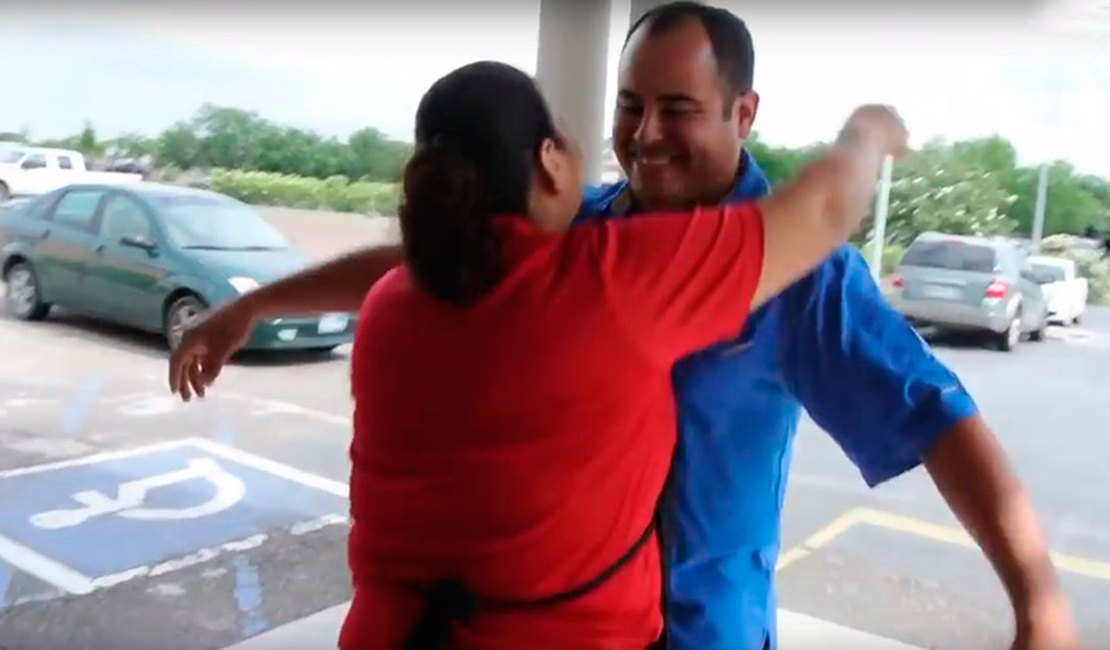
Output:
left=576, top=151, right=979, bottom=649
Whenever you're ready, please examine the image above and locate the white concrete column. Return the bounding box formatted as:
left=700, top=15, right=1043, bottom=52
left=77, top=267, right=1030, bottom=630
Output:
left=535, top=0, right=613, bottom=184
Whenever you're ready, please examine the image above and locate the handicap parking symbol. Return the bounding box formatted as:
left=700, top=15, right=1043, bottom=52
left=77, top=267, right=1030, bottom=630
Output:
left=0, top=438, right=349, bottom=596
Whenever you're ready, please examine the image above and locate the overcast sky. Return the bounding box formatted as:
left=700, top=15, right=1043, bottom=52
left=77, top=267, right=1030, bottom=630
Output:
left=1, top=0, right=1108, bottom=177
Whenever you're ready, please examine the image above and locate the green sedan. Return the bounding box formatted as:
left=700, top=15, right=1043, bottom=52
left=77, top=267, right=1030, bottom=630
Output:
left=0, top=183, right=356, bottom=351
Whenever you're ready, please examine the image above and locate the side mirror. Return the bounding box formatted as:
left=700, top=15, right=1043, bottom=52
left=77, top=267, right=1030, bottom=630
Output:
left=120, top=234, right=157, bottom=253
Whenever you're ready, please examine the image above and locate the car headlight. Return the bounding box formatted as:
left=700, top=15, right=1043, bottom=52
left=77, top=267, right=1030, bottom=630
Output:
left=228, top=276, right=261, bottom=294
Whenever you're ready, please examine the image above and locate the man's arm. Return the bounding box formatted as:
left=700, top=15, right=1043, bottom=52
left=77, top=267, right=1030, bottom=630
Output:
left=924, top=419, right=1075, bottom=648
left=168, top=244, right=402, bottom=401
left=782, top=246, right=1077, bottom=649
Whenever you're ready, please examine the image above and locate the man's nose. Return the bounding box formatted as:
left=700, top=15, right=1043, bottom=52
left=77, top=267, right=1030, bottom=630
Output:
left=633, top=110, right=663, bottom=146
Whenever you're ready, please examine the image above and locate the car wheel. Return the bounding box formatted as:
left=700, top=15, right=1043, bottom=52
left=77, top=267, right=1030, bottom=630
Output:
left=3, top=261, right=50, bottom=321
left=164, top=294, right=207, bottom=350
left=995, top=313, right=1021, bottom=352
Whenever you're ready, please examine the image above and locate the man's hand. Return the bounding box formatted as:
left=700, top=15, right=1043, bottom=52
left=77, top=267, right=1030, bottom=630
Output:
left=169, top=299, right=256, bottom=401
left=838, top=104, right=910, bottom=160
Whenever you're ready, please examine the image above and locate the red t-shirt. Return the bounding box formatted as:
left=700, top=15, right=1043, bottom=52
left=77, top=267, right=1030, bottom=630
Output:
left=342, top=203, right=765, bottom=650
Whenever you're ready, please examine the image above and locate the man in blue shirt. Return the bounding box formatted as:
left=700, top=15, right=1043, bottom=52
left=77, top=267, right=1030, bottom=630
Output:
left=169, top=4, right=1077, bottom=648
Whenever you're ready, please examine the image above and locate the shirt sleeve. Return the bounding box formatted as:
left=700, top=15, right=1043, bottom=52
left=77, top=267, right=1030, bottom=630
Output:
left=584, top=202, right=765, bottom=365
left=782, top=245, right=980, bottom=487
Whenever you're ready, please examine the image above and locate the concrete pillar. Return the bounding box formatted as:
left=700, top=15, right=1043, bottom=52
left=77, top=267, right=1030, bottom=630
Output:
left=535, top=0, right=613, bottom=184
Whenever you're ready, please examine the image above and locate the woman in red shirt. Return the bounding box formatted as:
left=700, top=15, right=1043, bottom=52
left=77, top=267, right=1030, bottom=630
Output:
left=342, top=61, right=906, bottom=650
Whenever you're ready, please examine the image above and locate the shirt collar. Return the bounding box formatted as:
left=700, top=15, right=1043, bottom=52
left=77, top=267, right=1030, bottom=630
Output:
left=596, top=148, right=771, bottom=219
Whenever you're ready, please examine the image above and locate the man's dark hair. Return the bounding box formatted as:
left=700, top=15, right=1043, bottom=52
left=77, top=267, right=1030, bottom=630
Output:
left=624, top=2, right=755, bottom=108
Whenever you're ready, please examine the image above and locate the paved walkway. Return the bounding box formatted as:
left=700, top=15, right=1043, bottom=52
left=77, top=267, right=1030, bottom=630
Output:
left=224, top=602, right=923, bottom=649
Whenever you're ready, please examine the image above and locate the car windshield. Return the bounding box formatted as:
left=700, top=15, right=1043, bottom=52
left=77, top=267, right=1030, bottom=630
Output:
left=153, top=194, right=291, bottom=250
left=902, top=239, right=997, bottom=273
left=0, top=149, right=26, bottom=164
left=1030, top=262, right=1067, bottom=283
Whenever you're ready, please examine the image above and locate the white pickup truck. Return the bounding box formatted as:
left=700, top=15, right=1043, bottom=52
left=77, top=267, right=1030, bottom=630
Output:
left=1028, top=254, right=1088, bottom=325
left=0, top=147, right=143, bottom=201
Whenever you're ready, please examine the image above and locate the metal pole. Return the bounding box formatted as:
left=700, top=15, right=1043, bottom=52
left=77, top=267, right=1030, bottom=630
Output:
left=1032, top=164, right=1049, bottom=247
left=870, top=154, right=894, bottom=280
left=535, top=0, right=613, bottom=184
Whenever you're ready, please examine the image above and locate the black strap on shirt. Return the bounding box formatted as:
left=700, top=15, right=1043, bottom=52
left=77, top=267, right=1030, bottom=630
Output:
left=400, top=519, right=657, bottom=650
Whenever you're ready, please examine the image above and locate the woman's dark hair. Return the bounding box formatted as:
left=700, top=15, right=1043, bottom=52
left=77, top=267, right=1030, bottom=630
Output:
left=400, top=61, right=560, bottom=304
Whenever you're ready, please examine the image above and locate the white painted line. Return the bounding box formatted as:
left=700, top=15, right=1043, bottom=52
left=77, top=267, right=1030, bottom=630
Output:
left=221, top=392, right=351, bottom=427
left=91, top=533, right=271, bottom=589
left=184, top=437, right=350, bottom=497
left=0, top=438, right=192, bottom=478
left=290, top=513, right=349, bottom=536
left=0, top=438, right=349, bottom=497
left=0, top=438, right=349, bottom=595
left=0, top=533, right=95, bottom=595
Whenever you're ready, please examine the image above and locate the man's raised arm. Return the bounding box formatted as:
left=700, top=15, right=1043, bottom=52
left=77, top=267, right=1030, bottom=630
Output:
left=169, top=244, right=402, bottom=401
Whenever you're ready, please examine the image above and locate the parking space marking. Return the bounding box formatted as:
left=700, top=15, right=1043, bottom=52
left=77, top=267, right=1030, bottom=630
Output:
left=0, top=533, right=95, bottom=595
left=0, top=438, right=350, bottom=598
left=777, top=507, right=1110, bottom=583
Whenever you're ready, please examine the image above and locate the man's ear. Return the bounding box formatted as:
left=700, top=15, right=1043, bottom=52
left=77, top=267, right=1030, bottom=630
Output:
left=534, top=137, right=564, bottom=195
left=734, top=91, right=760, bottom=140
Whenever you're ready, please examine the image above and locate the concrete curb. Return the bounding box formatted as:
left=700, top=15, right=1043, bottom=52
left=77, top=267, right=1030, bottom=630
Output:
left=223, top=602, right=923, bottom=649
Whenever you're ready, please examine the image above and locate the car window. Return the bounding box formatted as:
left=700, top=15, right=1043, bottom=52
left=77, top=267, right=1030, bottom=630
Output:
left=902, top=239, right=997, bottom=273
left=1030, top=263, right=1067, bottom=283
left=151, top=194, right=290, bottom=250
left=100, top=194, right=152, bottom=241
left=21, top=154, right=47, bottom=170
left=0, top=149, right=26, bottom=164
left=1, top=194, right=52, bottom=220
left=57, top=156, right=73, bottom=170
left=49, top=190, right=105, bottom=230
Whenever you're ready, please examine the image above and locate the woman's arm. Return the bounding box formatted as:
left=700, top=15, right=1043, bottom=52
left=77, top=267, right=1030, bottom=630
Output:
left=594, top=105, right=908, bottom=364
left=169, top=244, right=403, bottom=401
left=752, top=105, right=907, bottom=309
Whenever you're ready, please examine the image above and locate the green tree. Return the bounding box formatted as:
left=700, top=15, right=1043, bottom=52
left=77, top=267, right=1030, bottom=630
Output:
left=883, top=144, right=1018, bottom=246
left=1009, top=162, right=1105, bottom=237
left=77, top=120, right=102, bottom=157
left=192, top=104, right=266, bottom=170
left=746, top=132, right=821, bottom=186
left=156, top=122, right=202, bottom=169
left=109, top=133, right=156, bottom=158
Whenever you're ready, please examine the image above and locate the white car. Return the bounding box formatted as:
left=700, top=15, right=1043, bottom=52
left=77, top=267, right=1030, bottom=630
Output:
left=1028, top=255, right=1088, bottom=325
left=0, top=147, right=142, bottom=201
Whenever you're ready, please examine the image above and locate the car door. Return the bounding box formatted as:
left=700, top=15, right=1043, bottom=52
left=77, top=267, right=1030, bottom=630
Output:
left=84, top=191, right=167, bottom=329
left=17, top=153, right=52, bottom=196
left=34, top=187, right=107, bottom=310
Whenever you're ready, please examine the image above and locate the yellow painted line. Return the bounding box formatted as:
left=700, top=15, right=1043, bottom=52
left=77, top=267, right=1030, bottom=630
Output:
left=776, top=508, right=867, bottom=571
left=855, top=508, right=1110, bottom=583
left=777, top=506, right=1110, bottom=583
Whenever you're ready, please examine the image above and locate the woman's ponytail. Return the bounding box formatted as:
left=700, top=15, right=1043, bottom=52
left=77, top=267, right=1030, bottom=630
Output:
left=398, top=139, right=504, bottom=305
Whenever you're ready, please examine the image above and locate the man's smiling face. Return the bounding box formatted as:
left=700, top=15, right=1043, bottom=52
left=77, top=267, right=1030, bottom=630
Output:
left=613, top=15, right=759, bottom=212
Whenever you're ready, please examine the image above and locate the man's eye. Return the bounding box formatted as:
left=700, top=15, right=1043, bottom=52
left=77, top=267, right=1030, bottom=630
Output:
left=619, top=104, right=643, bottom=116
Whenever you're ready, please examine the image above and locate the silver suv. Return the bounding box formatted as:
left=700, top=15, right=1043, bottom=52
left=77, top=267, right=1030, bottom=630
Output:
left=888, top=232, right=1049, bottom=351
